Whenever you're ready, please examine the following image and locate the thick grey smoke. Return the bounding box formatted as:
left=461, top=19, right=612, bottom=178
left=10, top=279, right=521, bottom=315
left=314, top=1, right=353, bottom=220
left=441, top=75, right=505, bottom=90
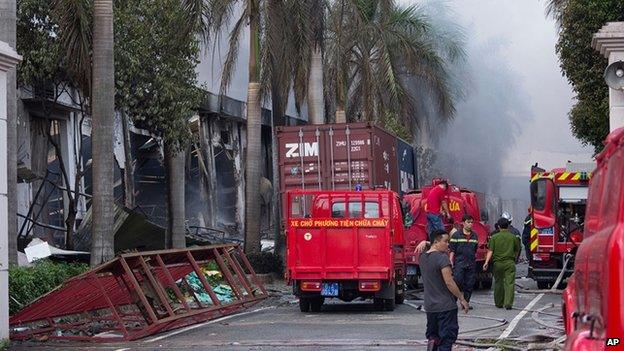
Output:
left=436, top=37, right=532, bottom=195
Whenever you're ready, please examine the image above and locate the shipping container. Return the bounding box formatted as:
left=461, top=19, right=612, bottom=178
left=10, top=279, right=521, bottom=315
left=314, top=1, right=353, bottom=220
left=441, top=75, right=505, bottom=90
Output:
left=397, top=138, right=417, bottom=195
left=277, top=123, right=396, bottom=192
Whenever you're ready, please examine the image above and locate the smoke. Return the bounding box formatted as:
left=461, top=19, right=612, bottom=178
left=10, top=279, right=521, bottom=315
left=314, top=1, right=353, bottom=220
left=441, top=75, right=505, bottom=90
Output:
left=437, top=37, right=532, bottom=195
left=409, top=1, right=532, bottom=197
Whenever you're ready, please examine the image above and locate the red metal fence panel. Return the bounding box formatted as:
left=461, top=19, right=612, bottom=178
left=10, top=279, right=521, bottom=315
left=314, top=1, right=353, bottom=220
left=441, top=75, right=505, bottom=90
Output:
left=10, top=244, right=268, bottom=342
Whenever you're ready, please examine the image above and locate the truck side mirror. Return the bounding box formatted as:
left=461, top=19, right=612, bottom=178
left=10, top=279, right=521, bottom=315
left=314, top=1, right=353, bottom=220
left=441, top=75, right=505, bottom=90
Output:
left=480, top=210, right=489, bottom=222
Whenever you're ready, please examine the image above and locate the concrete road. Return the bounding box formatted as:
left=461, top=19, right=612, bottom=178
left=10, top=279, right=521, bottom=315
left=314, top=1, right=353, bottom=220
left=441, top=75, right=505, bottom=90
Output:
left=10, top=263, right=566, bottom=351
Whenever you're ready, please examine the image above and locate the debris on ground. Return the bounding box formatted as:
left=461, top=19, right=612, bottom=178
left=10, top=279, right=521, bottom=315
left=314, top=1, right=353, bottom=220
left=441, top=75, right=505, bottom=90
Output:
left=9, top=244, right=268, bottom=342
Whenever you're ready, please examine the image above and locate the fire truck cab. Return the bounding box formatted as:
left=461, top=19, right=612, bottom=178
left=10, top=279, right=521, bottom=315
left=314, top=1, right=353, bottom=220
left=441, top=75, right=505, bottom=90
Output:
left=286, top=189, right=408, bottom=312
left=562, top=128, right=624, bottom=351
left=528, top=162, right=593, bottom=289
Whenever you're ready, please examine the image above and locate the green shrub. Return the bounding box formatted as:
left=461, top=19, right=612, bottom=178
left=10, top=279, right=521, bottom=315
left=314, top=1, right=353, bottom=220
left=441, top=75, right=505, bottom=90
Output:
left=9, top=260, right=89, bottom=315
left=246, top=252, right=283, bottom=275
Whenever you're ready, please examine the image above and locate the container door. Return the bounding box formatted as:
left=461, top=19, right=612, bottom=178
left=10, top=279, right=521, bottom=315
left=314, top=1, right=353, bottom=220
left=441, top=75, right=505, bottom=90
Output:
left=371, top=127, right=399, bottom=193
left=397, top=139, right=416, bottom=195
left=325, top=124, right=374, bottom=190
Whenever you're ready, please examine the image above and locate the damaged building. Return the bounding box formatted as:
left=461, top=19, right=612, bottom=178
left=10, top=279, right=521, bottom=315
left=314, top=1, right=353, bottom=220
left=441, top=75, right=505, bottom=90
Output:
left=15, top=83, right=306, bottom=255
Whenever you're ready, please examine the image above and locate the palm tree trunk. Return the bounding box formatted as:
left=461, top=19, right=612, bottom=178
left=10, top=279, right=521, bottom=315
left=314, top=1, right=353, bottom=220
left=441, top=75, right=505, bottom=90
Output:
left=90, top=0, right=115, bottom=266
left=244, top=0, right=262, bottom=255
left=165, top=143, right=186, bottom=249
left=308, top=46, right=324, bottom=125
left=335, top=108, right=346, bottom=123
left=1, top=0, right=17, bottom=265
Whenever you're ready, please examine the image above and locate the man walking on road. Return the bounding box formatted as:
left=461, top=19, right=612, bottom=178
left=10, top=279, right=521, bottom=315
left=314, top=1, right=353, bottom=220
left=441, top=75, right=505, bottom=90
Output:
left=449, top=214, right=478, bottom=304
left=426, top=180, right=450, bottom=241
left=420, top=229, right=470, bottom=351
left=483, top=218, right=521, bottom=310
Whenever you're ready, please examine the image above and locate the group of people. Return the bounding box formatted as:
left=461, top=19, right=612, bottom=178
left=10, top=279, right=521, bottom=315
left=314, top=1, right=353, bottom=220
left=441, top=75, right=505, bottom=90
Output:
left=416, top=180, right=522, bottom=351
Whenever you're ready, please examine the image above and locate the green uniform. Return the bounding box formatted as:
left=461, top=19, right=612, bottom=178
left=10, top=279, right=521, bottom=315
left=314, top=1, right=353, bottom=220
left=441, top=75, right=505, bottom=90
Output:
left=487, top=230, right=521, bottom=308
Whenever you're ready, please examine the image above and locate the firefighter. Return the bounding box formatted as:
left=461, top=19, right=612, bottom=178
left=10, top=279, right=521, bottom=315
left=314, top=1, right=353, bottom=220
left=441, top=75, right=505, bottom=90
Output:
left=483, top=217, right=521, bottom=309
left=426, top=180, right=450, bottom=241
left=449, top=214, right=478, bottom=304
left=522, top=207, right=532, bottom=262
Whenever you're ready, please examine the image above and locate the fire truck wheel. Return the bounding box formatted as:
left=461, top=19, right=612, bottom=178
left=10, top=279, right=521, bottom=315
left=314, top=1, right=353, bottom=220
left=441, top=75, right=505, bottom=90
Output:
left=310, top=298, right=324, bottom=312
left=384, top=297, right=396, bottom=311
left=395, top=277, right=405, bottom=304
left=299, top=298, right=311, bottom=312
left=406, top=275, right=419, bottom=289
left=395, top=293, right=405, bottom=305
left=373, top=298, right=384, bottom=311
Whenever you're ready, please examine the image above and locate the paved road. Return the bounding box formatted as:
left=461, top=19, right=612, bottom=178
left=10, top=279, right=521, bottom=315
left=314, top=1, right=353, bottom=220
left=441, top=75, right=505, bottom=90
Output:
left=10, top=263, right=565, bottom=351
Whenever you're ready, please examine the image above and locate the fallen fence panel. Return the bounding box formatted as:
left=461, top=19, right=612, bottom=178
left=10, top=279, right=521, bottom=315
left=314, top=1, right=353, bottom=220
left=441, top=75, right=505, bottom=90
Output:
left=9, top=244, right=268, bottom=342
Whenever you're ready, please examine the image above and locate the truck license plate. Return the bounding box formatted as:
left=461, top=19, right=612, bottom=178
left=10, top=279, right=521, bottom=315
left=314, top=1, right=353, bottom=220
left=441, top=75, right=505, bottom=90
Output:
left=321, top=282, right=339, bottom=297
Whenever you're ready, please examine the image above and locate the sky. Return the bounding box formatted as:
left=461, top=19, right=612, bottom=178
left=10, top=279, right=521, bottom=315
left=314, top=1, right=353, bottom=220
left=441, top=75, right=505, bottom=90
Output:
left=437, top=0, right=595, bottom=175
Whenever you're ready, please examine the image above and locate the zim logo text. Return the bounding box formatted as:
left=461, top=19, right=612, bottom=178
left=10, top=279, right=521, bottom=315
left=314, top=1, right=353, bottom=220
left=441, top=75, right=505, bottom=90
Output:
left=285, top=142, right=319, bottom=158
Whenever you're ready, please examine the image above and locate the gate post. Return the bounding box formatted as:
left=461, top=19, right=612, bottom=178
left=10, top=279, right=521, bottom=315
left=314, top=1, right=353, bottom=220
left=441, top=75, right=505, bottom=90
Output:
left=0, top=40, right=21, bottom=341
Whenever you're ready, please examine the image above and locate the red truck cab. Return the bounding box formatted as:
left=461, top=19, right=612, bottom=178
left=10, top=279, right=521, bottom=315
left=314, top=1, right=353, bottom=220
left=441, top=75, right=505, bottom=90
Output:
left=402, top=180, right=492, bottom=288
left=563, top=128, right=624, bottom=350
left=286, top=189, right=408, bottom=312
left=528, top=162, right=591, bottom=289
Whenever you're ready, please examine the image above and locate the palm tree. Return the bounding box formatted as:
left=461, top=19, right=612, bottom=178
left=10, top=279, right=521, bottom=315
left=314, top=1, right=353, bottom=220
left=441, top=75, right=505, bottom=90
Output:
left=545, top=0, right=567, bottom=20
left=326, top=0, right=463, bottom=127
left=201, top=0, right=325, bottom=254
left=165, top=143, right=187, bottom=249
left=0, top=0, right=18, bottom=265
left=90, top=0, right=115, bottom=266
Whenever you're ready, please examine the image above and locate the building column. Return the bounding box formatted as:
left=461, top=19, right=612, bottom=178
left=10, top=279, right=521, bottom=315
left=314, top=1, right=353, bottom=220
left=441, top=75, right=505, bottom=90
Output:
left=593, top=22, right=624, bottom=131
left=0, top=40, right=22, bottom=341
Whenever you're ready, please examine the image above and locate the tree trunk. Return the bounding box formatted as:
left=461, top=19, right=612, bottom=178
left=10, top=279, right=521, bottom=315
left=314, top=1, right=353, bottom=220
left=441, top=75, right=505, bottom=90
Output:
left=90, top=0, right=115, bottom=266
left=308, top=46, right=324, bottom=125
left=121, top=112, right=135, bottom=208
left=1, top=0, right=17, bottom=265
left=335, top=108, right=346, bottom=123
left=165, top=143, right=186, bottom=249
left=244, top=0, right=262, bottom=255
left=64, top=201, right=76, bottom=250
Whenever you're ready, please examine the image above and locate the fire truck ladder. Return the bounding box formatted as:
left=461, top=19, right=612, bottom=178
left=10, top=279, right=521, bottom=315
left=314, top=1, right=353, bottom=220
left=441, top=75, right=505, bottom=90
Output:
left=10, top=244, right=268, bottom=342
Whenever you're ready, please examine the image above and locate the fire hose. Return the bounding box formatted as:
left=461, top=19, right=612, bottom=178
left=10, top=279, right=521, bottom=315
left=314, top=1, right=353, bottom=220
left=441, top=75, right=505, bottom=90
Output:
left=406, top=300, right=564, bottom=350
left=516, top=253, right=572, bottom=294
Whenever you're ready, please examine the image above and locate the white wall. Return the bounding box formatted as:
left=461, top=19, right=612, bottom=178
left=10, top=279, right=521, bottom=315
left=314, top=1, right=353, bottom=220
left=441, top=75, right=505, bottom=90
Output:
left=0, top=40, right=21, bottom=341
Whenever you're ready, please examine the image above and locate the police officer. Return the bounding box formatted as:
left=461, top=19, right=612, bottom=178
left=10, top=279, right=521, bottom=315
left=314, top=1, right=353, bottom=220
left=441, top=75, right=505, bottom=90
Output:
left=483, top=217, right=521, bottom=310
left=449, top=214, right=479, bottom=304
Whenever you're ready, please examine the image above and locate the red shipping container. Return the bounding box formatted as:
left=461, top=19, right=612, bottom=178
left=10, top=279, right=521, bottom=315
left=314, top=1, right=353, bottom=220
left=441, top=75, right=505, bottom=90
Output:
left=277, top=123, right=400, bottom=215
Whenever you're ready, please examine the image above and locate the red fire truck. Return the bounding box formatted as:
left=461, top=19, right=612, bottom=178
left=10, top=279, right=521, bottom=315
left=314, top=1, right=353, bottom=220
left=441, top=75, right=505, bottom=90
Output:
left=402, top=179, right=492, bottom=288
left=286, top=189, right=408, bottom=312
left=562, top=128, right=624, bottom=351
left=528, top=162, right=592, bottom=289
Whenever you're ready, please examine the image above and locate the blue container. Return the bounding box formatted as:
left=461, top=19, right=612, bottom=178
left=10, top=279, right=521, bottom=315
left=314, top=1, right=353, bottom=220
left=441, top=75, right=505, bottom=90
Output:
left=397, top=138, right=417, bottom=195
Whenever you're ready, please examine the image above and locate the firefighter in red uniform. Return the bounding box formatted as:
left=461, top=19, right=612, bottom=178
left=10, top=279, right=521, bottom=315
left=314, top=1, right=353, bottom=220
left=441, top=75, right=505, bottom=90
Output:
left=449, top=214, right=479, bottom=305
left=426, top=180, right=450, bottom=241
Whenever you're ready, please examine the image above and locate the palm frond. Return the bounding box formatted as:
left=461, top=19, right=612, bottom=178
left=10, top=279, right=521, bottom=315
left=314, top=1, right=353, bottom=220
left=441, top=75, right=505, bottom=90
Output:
left=181, top=0, right=211, bottom=43
left=218, top=8, right=247, bottom=96
left=53, top=0, right=93, bottom=95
